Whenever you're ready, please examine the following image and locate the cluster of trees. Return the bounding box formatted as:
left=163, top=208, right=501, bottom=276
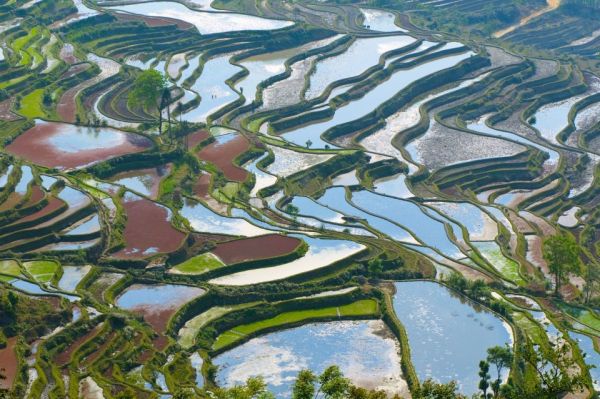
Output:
left=543, top=234, right=600, bottom=304
left=161, top=341, right=585, bottom=399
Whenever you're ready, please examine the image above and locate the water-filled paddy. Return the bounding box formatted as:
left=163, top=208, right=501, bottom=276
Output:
left=265, top=145, right=334, bottom=177
left=58, top=265, right=91, bottom=292
left=317, top=187, right=415, bottom=242
left=111, top=165, right=171, bottom=199
left=427, top=201, right=497, bottom=241
left=467, top=118, right=560, bottom=168
left=182, top=55, right=242, bottom=122
left=209, top=235, right=364, bottom=285
left=392, top=281, right=512, bottom=395
left=116, top=283, right=206, bottom=333
left=181, top=198, right=273, bottom=236
left=351, top=190, right=463, bottom=258
left=243, top=153, right=277, bottom=196
left=305, top=35, right=415, bottom=99
left=214, top=320, right=407, bottom=398
left=6, top=120, right=152, bottom=170
left=107, top=2, right=293, bottom=34
left=569, top=331, right=600, bottom=390
left=284, top=50, right=473, bottom=148
left=361, top=8, right=404, bottom=32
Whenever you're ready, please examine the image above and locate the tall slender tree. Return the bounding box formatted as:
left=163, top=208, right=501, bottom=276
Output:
left=543, top=234, right=583, bottom=295
left=128, top=69, right=167, bottom=134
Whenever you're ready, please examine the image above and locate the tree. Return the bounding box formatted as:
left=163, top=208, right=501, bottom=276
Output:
left=318, top=366, right=350, bottom=399
left=306, top=139, right=313, bottom=148
left=292, top=369, right=316, bottom=399
left=583, top=262, right=600, bottom=304
left=502, top=343, right=585, bottom=399
left=486, top=345, right=513, bottom=397
left=543, top=234, right=583, bottom=295
left=128, top=69, right=167, bottom=134
left=209, top=376, right=275, bottom=399
left=159, top=87, right=173, bottom=140
left=478, top=360, right=491, bottom=398
left=416, top=379, right=467, bottom=399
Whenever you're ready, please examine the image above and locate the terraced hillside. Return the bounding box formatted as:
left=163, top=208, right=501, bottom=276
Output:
left=0, top=0, right=599, bottom=398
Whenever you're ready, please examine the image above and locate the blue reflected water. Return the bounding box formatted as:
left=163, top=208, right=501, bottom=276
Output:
left=392, top=281, right=512, bottom=395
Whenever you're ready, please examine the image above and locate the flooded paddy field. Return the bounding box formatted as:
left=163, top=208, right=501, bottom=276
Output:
left=116, top=283, right=206, bottom=333
left=214, top=320, right=408, bottom=398
left=392, top=281, right=513, bottom=395
left=6, top=120, right=152, bottom=170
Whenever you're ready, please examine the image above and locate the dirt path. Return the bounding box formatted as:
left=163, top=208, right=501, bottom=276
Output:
left=494, top=0, right=561, bottom=38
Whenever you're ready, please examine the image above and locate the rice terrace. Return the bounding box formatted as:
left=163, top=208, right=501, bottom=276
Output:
left=2, top=0, right=600, bottom=398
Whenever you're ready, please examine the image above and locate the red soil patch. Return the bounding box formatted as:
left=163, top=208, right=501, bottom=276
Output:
left=152, top=335, right=169, bottom=351
left=17, top=197, right=65, bottom=224
left=193, top=172, right=211, bottom=198
left=55, top=324, right=102, bottom=367
left=6, top=121, right=152, bottom=170
left=138, top=308, right=177, bottom=334
left=186, top=130, right=210, bottom=149
left=0, top=193, right=22, bottom=212
left=114, top=11, right=194, bottom=29
left=197, top=134, right=249, bottom=182
left=82, top=332, right=116, bottom=367
left=213, top=234, right=302, bottom=265
left=112, top=197, right=186, bottom=259
left=57, top=86, right=83, bottom=123
left=22, top=185, right=45, bottom=208
left=0, top=337, right=17, bottom=390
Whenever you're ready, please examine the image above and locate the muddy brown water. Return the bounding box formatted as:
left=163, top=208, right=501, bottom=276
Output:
left=213, top=234, right=302, bottom=265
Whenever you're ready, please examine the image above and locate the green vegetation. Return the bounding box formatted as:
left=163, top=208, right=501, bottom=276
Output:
left=171, top=253, right=226, bottom=275
left=0, top=260, right=21, bottom=282
left=213, top=300, right=378, bottom=350
left=23, top=260, right=60, bottom=283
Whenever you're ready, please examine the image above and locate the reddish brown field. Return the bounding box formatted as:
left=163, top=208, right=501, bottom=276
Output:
left=115, top=12, right=194, bottom=29
left=57, top=86, right=80, bottom=123
left=152, top=335, right=169, bottom=351
left=55, top=324, right=102, bottom=367
left=197, top=134, right=249, bottom=182
left=82, top=332, right=116, bottom=367
left=0, top=337, right=17, bottom=390
left=186, top=130, right=210, bottom=149
left=22, top=186, right=45, bottom=207
left=0, top=193, right=22, bottom=212
left=18, top=197, right=65, bottom=223
left=112, top=197, right=186, bottom=259
left=6, top=122, right=152, bottom=170
left=213, top=234, right=302, bottom=265
left=193, top=172, right=211, bottom=198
